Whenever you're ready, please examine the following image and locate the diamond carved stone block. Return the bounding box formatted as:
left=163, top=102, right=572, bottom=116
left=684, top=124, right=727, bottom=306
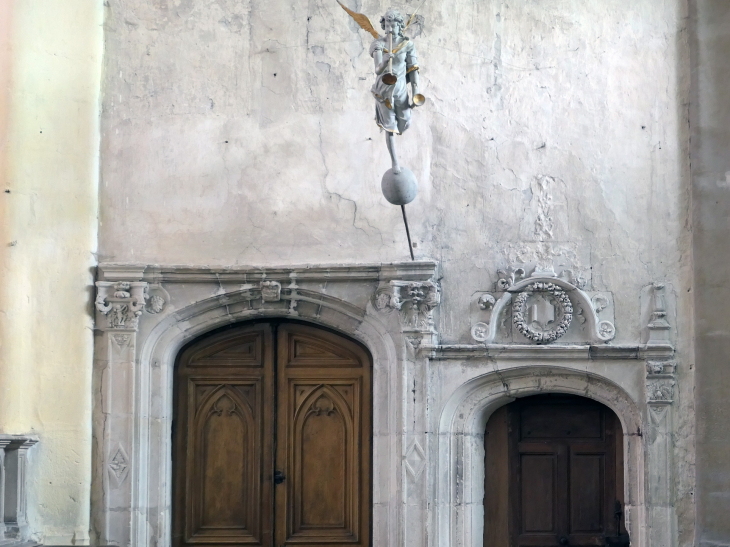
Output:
left=404, top=440, right=426, bottom=480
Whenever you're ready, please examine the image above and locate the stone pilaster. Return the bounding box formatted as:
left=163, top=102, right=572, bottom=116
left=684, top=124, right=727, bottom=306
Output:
left=645, top=360, right=677, bottom=547
left=95, top=279, right=149, bottom=546
left=373, top=279, right=440, bottom=547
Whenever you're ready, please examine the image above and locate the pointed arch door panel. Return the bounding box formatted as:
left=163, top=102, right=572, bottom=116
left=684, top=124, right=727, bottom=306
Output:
left=172, top=322, right=371, bottom=547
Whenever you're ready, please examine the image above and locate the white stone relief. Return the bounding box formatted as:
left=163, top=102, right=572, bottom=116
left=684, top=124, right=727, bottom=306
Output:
left=96, top=281, right=148, bottom=330
left=373, top=280, right=440, bottom=330
left=260, top=280, right=282, bottom=302
left=471, top=321, right=490, bottom=342
left=647, top=282, right=671, bottom=345
left=471, top=267, right=614, bottom=345
left=112, top=334, right=131, bottom=347
left=497, top=267, right=526, bottom=289
left=533, top=175, right=555, bottom=240
left=108, top=444, right=130, bottom=487
left=146, top=295, right=165, bottom=314
left=647, top=379, right=674, bottom=403
left=646, top=360, right=676, bottom=405
left=591, top=294, right=609, bottom=313
left=404, top=440, right=426, bottom=480
left=501, top=242, right=590, bottom=287
left=477, top=293, right=495, bottom=310
left=512, top=282, right=573, bottom=343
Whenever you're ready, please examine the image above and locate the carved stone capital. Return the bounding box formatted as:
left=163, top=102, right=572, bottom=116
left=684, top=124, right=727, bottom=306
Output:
left=646, top=360, right=676, bottom=405
left=95, top=281, right=149, bottom=330
left=373, top=280, right=440, bottom=331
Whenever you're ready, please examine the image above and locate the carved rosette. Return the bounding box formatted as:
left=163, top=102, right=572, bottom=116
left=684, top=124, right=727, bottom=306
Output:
left=512, top=282, right=573, bottom=344
left=373, top=280, right=440, bottom=330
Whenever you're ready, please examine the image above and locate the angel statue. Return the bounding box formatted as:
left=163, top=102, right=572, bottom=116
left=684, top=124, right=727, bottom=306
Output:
left=338, top=2, right=425, bottom=176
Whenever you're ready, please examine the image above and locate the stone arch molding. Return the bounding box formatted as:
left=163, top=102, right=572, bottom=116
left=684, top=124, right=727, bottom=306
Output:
left=91, top=262, right=439, bottom=547
left=434, top=366, right=646, bottom=547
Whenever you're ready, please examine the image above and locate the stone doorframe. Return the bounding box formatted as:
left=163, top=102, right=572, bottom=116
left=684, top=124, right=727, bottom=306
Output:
left=427, top=351, right=677, bottom=547
left=91, top=261, right=441, bottom=547
left=91, top=262, right=677, bottom=547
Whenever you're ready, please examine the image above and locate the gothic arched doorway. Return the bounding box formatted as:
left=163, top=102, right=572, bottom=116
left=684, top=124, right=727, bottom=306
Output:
left=484, top=394, right=630, bottom=547
left=171, top=321, right=372, bottom=547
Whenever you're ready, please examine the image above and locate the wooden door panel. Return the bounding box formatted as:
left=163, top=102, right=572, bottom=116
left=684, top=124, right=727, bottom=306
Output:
left=174, top=323, right=371, bottom=547
left=277, top=325, right=371, bottom=547
left=186, top=331, right=264, bottom=367
left=173, top=325, right=274, bottom=547
left=521, top=454, right=557, bottom=533
left=188, top=384, right=260, bottom=541
left=294, top=385, right=356, bottom=536
left=569, top=453, right=605, bottom=534
left=521, top=405, right=602, bottom=439
left=491, top=395, right=627, bottom=547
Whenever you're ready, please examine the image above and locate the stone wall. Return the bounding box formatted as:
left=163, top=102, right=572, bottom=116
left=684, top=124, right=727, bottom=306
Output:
left=689, top=1, right=730, bottom=545
left=98, top=0, right=696, bottom=544
left=0, top=0, right=103, bottom=544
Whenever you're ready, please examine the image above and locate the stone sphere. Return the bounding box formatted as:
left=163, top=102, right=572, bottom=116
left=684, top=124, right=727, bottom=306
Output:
left=381, top=167, right=418, bottom=205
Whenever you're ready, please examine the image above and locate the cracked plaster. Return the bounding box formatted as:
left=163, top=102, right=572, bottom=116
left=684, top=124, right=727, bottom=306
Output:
left=98, top=0, right=696, bottom=545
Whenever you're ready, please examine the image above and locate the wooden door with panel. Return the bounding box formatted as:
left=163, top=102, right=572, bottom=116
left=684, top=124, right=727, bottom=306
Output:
left=485, top=395, right=628, bottom=547
left=275, top=323, right=372, bottom=547
left=172, top=323, right=275, bottom=547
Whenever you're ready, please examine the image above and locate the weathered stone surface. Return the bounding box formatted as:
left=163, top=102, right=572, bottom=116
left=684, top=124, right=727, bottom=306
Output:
left=93, top=1, right=696, bottom=546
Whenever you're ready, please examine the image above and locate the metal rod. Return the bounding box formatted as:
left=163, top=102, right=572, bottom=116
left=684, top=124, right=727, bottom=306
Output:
left=401, top=205, right=415, bottom=261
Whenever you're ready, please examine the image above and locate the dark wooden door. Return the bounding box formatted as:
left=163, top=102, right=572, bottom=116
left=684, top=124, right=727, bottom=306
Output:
left=485, top=395, right=628, bottom=547
left=172, top=322, right=371, bottom=547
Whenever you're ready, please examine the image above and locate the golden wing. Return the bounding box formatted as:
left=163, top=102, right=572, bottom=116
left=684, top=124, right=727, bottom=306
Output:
left=404, top=0, right=427, bottom=30
left=337, top=1, right=381, bottom=40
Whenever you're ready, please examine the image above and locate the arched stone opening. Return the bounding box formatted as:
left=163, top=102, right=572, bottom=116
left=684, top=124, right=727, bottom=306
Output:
left=169, top=320, right=375, bottom=546
left=482, top=393, right=629, bottom=546
left=435, top=367, right=645, bottom=547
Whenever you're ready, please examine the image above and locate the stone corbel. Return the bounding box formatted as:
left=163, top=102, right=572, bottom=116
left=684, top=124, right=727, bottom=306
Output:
left=95, top=281, right=149, bottom=330
left=373, top=280, right=441, bottom=349
left=373, top=280, right=440, bottom=329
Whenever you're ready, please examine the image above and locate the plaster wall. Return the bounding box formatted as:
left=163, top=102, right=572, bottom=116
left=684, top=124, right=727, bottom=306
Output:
left=689, top=1, right=730, bottom=545
left=100, top=0, right=692, bottom=343
left=0, top=0, right=103, bottom=543
left=99, top=0, right=696, bottom=544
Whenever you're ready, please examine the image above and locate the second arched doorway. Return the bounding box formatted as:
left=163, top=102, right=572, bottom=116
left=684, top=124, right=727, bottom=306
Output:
left=484, top=394, right=630, bottom=547
left=171, top=321, right=372, bottom=547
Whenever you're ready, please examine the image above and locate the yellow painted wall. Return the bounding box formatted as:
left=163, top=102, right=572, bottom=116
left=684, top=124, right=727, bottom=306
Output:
left=0, top=1, right=102, bottom=544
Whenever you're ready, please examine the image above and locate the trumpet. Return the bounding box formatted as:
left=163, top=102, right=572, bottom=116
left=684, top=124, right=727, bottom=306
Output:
left=381, top=32, right=398, bottom=85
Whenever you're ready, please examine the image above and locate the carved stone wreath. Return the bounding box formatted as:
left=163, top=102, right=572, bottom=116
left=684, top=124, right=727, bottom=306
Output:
left=512, top=282, right=573, bottom=344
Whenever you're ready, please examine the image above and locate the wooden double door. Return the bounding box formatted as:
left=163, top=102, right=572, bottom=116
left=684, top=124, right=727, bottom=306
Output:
left=172, top=322, right=372, bottom=547
left=485, top=395, right=629, bottom=547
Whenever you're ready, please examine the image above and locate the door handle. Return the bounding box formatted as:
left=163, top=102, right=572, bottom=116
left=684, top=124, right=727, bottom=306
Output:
left=274, top=470, right=286, bottom=484
left=559, top=537, right=569, bottom=546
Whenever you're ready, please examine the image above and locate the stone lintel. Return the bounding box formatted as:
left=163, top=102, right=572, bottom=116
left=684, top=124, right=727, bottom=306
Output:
left=98, top=261, right=438, bottom=284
